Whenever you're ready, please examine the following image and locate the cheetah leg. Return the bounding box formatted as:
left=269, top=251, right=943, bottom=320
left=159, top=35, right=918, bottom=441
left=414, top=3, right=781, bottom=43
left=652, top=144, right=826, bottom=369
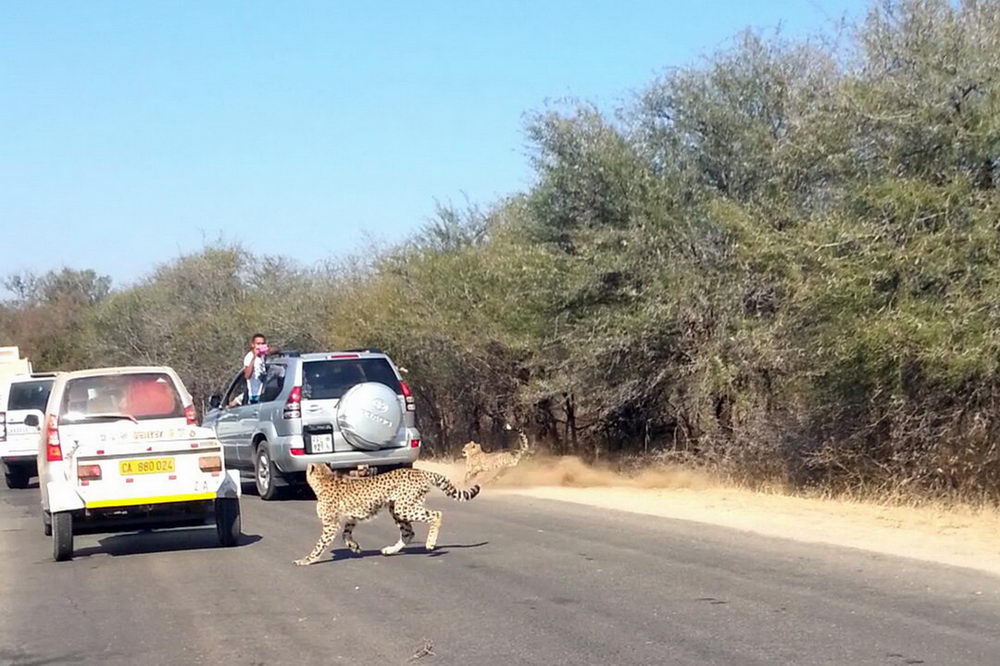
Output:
left=393, top=497, right=443, bottom=552
left=424, top=509, right=443, bottom=550
left=397, top=507, right=442, bottom=551
left=342, top=519, right=361, bottom=554
left=382, top=511, right=415, bottom=556
left=295, top=518, right=340, bottom=566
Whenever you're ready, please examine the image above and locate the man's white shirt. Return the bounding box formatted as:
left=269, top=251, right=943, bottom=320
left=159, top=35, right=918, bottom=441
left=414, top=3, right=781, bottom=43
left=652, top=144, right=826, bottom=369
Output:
left=244, top=351, right=265, bottom=400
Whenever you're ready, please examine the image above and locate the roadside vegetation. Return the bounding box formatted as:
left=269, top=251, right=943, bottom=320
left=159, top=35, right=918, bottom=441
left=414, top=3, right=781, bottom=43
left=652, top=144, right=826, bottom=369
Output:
left=4, top=0, right=1000, bottom=503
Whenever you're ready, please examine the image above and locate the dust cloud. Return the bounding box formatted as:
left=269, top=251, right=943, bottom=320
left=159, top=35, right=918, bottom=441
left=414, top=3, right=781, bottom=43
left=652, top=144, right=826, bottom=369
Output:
left=419, top=454, right=717, bottom=490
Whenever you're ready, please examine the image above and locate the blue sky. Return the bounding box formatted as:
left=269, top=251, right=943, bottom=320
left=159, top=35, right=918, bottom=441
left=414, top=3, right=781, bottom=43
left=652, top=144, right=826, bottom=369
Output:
left=1, top=1, right=869, bottom=287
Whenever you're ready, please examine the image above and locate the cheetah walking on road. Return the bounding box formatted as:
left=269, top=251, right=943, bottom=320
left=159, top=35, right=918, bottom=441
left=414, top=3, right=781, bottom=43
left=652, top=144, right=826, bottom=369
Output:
left=295, top=464, right=480, bottom=566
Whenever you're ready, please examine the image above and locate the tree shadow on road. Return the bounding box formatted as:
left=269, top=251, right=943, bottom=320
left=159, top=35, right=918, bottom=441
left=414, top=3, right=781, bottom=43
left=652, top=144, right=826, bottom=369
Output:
left=73, top=527, right=262, bottom=558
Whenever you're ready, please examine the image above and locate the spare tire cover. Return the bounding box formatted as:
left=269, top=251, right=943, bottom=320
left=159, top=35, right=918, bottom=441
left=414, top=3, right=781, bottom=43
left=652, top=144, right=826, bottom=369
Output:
left=336, top=382, right=403, bottom=450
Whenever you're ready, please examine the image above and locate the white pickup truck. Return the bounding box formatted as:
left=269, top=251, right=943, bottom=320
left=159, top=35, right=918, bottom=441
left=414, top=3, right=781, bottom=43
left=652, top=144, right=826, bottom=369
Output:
left=37, top=366, right=242, bottom=561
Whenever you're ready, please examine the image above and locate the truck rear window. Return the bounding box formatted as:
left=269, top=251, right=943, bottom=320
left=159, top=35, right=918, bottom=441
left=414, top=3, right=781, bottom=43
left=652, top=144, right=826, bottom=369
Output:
left=61, top=373, right=184, bottom=422
left=7, top=380, right=53, bottom=411
left=301, top=359, right=401, bottom=400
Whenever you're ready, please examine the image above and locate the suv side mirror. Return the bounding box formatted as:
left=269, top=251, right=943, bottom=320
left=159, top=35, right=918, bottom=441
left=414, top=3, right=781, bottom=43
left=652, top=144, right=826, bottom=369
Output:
left=209, top=394, right=222, bottom=410
left=24, top=414, right=40, bottom=428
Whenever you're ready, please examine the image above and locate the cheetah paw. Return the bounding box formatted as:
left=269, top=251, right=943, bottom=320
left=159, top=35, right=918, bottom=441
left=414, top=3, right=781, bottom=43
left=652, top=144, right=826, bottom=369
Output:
left=294, top=558, right=313, bottom=566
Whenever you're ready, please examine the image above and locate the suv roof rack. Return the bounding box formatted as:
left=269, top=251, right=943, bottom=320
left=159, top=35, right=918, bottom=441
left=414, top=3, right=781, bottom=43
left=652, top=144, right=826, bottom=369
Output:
left=269, top=350, right=301, bottom=358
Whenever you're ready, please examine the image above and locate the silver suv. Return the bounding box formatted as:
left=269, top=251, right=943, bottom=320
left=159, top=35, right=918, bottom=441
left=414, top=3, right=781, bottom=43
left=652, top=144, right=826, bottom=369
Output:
left=202, top=349, right=420, bottom=500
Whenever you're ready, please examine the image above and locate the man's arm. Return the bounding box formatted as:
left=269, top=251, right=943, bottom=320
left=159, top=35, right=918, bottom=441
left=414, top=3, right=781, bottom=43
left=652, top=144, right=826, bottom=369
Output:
left=242, top=352, right=254, bottom=379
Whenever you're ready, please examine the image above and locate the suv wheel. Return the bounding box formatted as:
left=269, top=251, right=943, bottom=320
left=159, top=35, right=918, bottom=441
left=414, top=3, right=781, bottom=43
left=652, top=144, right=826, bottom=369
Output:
left=52, top=511, right=74, bottom=561
left=254, top=445, right=282, bottom=501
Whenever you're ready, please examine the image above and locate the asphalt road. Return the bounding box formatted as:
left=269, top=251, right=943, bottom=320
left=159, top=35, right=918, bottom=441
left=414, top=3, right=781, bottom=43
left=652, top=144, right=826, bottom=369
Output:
left=1, top=481, right=998, bottom=666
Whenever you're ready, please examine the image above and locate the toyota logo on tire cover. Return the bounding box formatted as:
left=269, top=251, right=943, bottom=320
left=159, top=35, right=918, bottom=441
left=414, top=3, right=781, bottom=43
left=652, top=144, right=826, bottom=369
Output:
left=372, top=398, right=388, bottom=413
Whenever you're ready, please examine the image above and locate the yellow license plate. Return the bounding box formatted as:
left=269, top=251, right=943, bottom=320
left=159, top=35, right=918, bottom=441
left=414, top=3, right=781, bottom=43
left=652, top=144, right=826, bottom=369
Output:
left=119, top=457, right=175, bottom=476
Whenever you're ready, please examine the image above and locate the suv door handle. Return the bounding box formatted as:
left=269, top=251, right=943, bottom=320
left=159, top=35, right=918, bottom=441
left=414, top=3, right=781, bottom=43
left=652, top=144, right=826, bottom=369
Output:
left=249, top=410, right=259, bottom=418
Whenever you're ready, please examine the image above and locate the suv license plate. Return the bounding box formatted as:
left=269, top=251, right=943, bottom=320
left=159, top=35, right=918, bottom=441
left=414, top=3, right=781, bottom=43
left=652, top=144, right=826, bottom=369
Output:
left=119, top=458, right=175, bottom=475
left=310, top=433, right=333, bottom=453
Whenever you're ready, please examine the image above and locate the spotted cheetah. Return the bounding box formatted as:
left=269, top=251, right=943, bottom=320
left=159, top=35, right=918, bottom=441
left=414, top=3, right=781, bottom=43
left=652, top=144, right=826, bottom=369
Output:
left=462, top=431, right=530, bottom=485
left=294, top=464, right=480, bottom=566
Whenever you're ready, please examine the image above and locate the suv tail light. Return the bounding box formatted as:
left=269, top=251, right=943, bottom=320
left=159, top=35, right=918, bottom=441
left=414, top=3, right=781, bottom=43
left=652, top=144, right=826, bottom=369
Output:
left=77, top=464, right=102, bottom=481
left=184, top=404, right=197, bottom=425
left=0, top=412, right=6, bottom=442
left=399, top=381, right=415, bottom=412
left=43, top=414, right=62, bottom=461
left=283, top=386, right=302, bottom=419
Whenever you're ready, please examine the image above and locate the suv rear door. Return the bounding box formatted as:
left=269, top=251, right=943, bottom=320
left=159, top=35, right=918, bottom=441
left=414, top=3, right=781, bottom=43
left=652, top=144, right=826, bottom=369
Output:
left=299, top=355, right=407, bottom=452
left=2, top=377, right=54, bottom=455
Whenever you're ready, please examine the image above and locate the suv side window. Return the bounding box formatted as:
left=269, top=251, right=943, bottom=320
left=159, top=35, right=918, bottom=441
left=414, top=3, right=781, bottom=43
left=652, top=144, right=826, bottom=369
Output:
left=223, top=372, right=246, bottom=408
left=260, top=364, right=286, bottom=403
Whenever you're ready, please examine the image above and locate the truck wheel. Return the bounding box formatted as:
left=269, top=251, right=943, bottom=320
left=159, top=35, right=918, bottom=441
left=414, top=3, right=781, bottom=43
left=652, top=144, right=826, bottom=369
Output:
left=52, top=512, right=74, bottom=562
left=42, top=511, right=52, bottom=536
left=215, top=498, right=241, bottom=547
left=254, top=445, right=282, bottom=501
left=4, top=465, right=29, bottom=489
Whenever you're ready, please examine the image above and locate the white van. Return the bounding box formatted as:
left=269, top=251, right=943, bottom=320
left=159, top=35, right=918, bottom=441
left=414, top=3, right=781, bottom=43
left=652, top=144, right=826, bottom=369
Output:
left=38, top=366, right=242, bottom=561
left=1, top=373, right=57, bottom=488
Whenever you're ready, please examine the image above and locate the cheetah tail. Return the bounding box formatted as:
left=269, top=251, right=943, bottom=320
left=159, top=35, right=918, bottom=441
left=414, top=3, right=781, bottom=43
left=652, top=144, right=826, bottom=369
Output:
left=426, top=472, right=480, bottom=501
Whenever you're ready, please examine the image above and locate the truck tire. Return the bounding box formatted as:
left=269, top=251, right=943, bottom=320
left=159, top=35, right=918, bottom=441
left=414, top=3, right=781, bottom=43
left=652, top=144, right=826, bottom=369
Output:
left=215, top=498, right=241, bottom=547
left=4, top=465, right=29, bottom=489
left=52, top=511, right=74, bottom=562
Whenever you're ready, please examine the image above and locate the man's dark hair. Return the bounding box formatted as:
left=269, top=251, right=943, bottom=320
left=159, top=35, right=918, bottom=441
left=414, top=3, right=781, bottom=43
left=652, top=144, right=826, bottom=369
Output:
left=250, top=333, right=267, bottom=343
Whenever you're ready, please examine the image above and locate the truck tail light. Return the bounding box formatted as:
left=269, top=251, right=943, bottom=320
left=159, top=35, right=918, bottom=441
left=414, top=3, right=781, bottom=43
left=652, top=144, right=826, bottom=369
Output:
left=77, top=464, right=102, bottom=481
left=44, top=414, right=62, bottom=461
left=198, top=455, right=223, bottom=473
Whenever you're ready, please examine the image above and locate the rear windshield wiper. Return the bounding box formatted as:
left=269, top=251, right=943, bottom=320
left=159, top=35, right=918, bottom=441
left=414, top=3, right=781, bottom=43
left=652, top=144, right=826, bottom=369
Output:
left=73, top=413, right=139, bottom=424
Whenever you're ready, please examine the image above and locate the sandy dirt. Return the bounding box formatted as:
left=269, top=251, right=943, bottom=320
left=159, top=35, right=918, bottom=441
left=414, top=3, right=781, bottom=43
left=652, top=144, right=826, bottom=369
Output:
left=416, top=456, right=1000, bottom=577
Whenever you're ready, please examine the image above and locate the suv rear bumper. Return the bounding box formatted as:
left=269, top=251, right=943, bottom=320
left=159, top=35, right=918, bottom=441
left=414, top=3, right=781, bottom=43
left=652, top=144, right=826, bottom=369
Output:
left=271, top=434, right=420, bottom=472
